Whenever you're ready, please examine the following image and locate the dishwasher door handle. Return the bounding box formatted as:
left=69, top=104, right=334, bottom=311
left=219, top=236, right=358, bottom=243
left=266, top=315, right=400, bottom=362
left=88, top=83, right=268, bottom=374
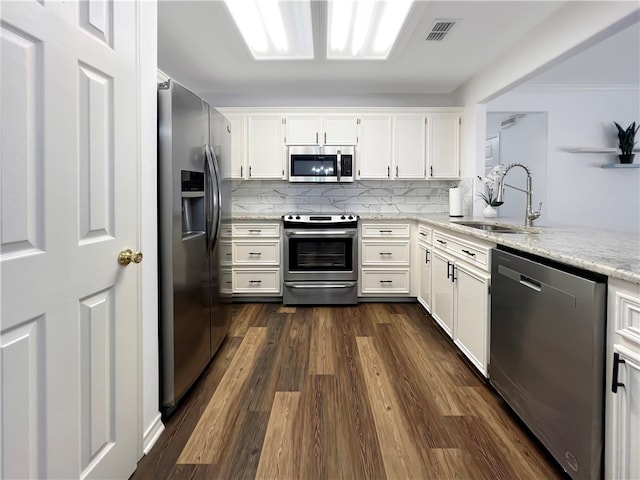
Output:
left=520, top=275, right=542, bottom=291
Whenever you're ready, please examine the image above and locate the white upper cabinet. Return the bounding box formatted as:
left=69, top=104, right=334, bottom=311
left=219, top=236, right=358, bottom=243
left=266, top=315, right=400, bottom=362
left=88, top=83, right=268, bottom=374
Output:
left=394, top=115, right=426, bottom=179
left=227, top=114, right=246, bottom=179
left=284, top=114, right=358, bottom=145
left=247, top=115, right=286, bottom=179
left=357, top=115, right=393, bottom=179
left=285, top=115, right=322, bottom=145
left=428, top=113, right=460, bottom=179
left=323, top=115, right=358, bottom=145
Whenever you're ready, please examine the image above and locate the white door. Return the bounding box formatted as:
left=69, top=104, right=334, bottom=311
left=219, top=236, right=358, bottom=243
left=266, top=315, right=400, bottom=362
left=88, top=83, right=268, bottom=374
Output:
left=428, top=113, right=460, bottom=179
left=357, top=115, right=393, bottom=179
left=394, top=115, right=426, bottom=179
left=430, top=249, right=454, bottom=337
left=1, top=2, right=140, bottom=479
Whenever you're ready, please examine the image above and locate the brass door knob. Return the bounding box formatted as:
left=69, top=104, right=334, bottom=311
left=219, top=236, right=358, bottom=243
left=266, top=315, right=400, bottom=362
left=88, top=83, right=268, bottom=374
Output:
left=118, top=249, right=143, bottom=266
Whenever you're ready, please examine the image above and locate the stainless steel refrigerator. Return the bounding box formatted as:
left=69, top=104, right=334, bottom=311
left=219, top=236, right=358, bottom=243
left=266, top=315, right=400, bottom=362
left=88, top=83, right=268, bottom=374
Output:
left=157, top=78, right=231, bottom=415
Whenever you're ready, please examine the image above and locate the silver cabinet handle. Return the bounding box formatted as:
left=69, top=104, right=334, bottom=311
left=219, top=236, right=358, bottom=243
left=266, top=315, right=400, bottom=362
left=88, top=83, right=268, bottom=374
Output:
left=286, top=230, right=356, bottom=236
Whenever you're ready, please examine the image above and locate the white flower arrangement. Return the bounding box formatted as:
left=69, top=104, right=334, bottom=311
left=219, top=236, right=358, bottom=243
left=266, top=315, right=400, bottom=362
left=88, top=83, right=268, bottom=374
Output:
left=477, top=165, right=505, bottom=207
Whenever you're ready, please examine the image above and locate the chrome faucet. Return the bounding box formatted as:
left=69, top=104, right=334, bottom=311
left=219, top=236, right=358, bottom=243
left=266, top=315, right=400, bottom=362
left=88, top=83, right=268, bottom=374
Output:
left=495, top=163, right=542, bottom=227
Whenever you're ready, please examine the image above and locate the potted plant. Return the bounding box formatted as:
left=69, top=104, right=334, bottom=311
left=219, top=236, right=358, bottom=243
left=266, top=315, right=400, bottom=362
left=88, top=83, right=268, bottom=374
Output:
left=477, top=167, right=504, bottom=218
left=614, top=121, right=639, bottom=164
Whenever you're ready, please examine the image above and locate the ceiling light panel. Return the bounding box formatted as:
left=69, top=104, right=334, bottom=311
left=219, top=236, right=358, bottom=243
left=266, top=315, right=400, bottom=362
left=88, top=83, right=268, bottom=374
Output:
left=327, top=0, right=413, bottom=60
left=224, top=0, right=313, bottom=60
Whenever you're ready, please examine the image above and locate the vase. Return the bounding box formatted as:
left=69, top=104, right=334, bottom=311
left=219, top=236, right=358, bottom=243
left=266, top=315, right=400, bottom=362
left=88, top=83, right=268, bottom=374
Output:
left=619, top=154, right=635, bottom=164
left=483, top=205, right=498, bottom=218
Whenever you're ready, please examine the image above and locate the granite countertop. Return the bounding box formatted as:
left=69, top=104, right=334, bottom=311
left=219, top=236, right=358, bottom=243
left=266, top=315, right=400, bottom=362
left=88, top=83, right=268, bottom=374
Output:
left=232, top=213, right=640, bottom=284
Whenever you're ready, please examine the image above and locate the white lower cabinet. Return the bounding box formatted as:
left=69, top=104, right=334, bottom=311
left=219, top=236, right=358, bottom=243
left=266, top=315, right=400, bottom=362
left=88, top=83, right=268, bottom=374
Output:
left=417, top=241, right=432, bottom=312
left=454, top=263, right=490, bottom=374
left=360, top=221, right=411, bottom=297
left=430, top=228, right=493, bottom=376
left=231, top=221, right=282, bottom=296
left=430, top=248, right=455, bottom=336
left=605, top=278, right=640, bottom=479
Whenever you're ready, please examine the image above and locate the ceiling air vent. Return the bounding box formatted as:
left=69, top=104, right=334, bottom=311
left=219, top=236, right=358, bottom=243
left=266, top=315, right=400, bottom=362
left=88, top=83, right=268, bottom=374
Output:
left=425, top=20, right=457, bottom=41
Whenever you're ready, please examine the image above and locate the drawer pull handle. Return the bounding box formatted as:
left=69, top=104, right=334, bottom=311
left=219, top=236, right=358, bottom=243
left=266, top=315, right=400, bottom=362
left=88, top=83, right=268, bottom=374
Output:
left=425, top=250, right=430, bottom=264
left=446, top=261, right=452, bottom=279
left=379, top=230, right=393, bottom=233
left=248, top=229, right=262, bottom=233
left=612, top=352, right=626, bottom=393
left=419, top=232, right=427, bottom=237
left=461, top=249, right=476, bottom=257
left=379, top=280, right=393, bottom=284
left=379, top=252, right=393, bottom=256
left=248, top=280, right=262, bottom=284
left=248, top=252, right=262, bottom=256
left=437, top=239, right=447, bottom=245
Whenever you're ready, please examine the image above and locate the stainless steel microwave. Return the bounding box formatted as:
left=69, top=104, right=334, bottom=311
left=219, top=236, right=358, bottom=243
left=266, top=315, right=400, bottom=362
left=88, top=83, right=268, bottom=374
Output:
left=288, top=145, right=355, bottom=183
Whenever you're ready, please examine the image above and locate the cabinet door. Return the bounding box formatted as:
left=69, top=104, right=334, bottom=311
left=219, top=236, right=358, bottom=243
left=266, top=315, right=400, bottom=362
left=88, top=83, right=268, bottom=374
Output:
left=395, top=115, right=426, bottom=179
left=285, top=115, right=321, bottom=145
left=428, top=113, right=460, bottom=179
left=357, top=115, right=393, bottom=179
left=431, top=249, right=454, bottom=337
left=418, top=243, right=432, bottom=313
left=228, top=115, right=246, bottom=179
left=247, top=115, right=285, bottom=179
left=454, top=263, right=490, bottom=376
left=322, top=115, right=358, bottom=145
left=607, top=345, right=640, bottom=480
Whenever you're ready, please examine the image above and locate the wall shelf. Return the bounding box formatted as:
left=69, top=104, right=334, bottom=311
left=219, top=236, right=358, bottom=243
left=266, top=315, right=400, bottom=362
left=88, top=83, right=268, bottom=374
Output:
left=563, top=147, right=640, bottom=153
left=601, top=163, right=640, bottom=169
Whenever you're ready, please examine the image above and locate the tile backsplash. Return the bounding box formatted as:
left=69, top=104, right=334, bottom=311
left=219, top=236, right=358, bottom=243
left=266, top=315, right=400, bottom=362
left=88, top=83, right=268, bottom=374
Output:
left=232, top=178, right=473, bottom=215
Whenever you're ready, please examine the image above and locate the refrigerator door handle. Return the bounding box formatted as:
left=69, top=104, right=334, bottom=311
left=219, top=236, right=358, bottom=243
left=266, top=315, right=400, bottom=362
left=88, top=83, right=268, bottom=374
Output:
left=205, top=144, right=222, bottom=252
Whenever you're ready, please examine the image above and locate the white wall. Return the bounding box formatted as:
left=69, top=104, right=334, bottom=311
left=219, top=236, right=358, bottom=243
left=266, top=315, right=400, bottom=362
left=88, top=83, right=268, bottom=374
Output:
left=139, top=0, right=163, bottom=456
left=485, top=113, right=548, bottom=222
left=454, top=2, right=640, bottom=218
left=488, top=88, right=640, bottom=232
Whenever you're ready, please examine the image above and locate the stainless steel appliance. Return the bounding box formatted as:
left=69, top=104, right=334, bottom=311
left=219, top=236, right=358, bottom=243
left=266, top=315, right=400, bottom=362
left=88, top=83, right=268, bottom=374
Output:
left=158, top=79, right=231, bottom=415
left=490, top=247, right=607, bottom=479
left=283, top=214, right=358, bottom=305
left=288, top=146, right=355, bottom=183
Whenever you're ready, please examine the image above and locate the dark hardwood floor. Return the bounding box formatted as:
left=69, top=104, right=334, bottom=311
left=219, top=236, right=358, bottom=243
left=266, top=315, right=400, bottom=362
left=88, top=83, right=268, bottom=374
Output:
left=131, top=303, right=563, bottom=479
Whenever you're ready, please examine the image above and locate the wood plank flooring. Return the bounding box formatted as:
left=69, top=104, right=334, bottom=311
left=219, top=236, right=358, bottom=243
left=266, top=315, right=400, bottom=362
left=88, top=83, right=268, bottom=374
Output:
left=131, top=303, right=563, bottom=480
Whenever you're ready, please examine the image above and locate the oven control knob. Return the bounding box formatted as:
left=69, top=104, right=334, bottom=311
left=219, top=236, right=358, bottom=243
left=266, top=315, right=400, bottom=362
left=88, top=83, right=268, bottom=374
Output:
left=348, top=215, right=354, bottom=220
left=341, top=215, right=346, bottom=220
left=287, top=215, right=293, bottom=220
left=295, top=215, right=301, bottom=220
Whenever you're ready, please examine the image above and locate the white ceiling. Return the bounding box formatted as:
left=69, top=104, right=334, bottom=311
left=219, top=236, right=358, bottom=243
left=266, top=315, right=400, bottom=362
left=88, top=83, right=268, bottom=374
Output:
left=157, top=1, right=639, bottom=104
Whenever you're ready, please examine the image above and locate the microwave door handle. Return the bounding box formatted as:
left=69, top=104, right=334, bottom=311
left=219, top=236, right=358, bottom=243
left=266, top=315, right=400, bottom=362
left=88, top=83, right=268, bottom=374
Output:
left=337, top=150, right=341, bottom=181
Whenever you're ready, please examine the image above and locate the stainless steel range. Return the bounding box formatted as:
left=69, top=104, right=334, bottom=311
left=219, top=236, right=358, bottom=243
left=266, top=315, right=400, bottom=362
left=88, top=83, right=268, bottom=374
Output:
left=282, top=213, right=359, bottom=305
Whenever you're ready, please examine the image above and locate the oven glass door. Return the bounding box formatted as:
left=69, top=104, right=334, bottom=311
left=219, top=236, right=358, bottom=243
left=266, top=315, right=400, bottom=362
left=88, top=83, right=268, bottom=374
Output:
left=288, top=236, right=353, bottom=271
left=290, top=154, right=338, bottom=179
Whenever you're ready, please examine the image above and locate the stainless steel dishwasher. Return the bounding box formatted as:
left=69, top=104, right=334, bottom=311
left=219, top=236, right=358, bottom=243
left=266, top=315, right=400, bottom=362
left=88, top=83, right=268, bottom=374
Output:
left=490, top=247, right=607, bottom=480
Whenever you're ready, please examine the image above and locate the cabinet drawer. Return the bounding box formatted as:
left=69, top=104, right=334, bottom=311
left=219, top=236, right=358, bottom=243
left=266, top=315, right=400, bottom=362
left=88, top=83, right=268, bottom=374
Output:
left=433, top=230, right=491, bottom=270
left=361, top=223, right=410, bottom=238
left=233, top=223, right=281, bottom=237
left=220, top=223, right=234, bottom=238
left=220, top=241, right=233, bottom=266
left=220, top=269, right=233, bottom=294
left=233, top=269, right=281, bottom=294
left=233, top=240, right=280, bottom=265
left=362, top=241, right=410, bottom=266
left=361, top=269, right=410, bottom=294
left=417, top=224, right=432, bottom=244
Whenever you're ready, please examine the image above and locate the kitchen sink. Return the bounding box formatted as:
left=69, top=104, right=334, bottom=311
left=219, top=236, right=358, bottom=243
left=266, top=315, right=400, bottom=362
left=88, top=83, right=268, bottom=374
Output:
left=453, top=221, right=536, bottom=234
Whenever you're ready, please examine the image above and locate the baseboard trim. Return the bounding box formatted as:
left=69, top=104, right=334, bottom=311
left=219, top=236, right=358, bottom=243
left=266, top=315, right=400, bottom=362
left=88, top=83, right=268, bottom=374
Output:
left=142, top=413, right=165, bottom=455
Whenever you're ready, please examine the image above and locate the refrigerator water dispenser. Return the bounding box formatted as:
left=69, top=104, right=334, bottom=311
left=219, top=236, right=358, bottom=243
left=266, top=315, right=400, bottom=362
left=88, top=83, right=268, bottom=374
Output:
left=181, top=170, right=204, bottom=239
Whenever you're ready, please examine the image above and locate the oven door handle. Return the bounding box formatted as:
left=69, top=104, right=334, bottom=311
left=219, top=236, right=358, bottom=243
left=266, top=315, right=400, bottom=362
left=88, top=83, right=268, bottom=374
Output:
left=285, top=230, right=356, bottom=236
left=285, top=282, right=356, bottom=289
